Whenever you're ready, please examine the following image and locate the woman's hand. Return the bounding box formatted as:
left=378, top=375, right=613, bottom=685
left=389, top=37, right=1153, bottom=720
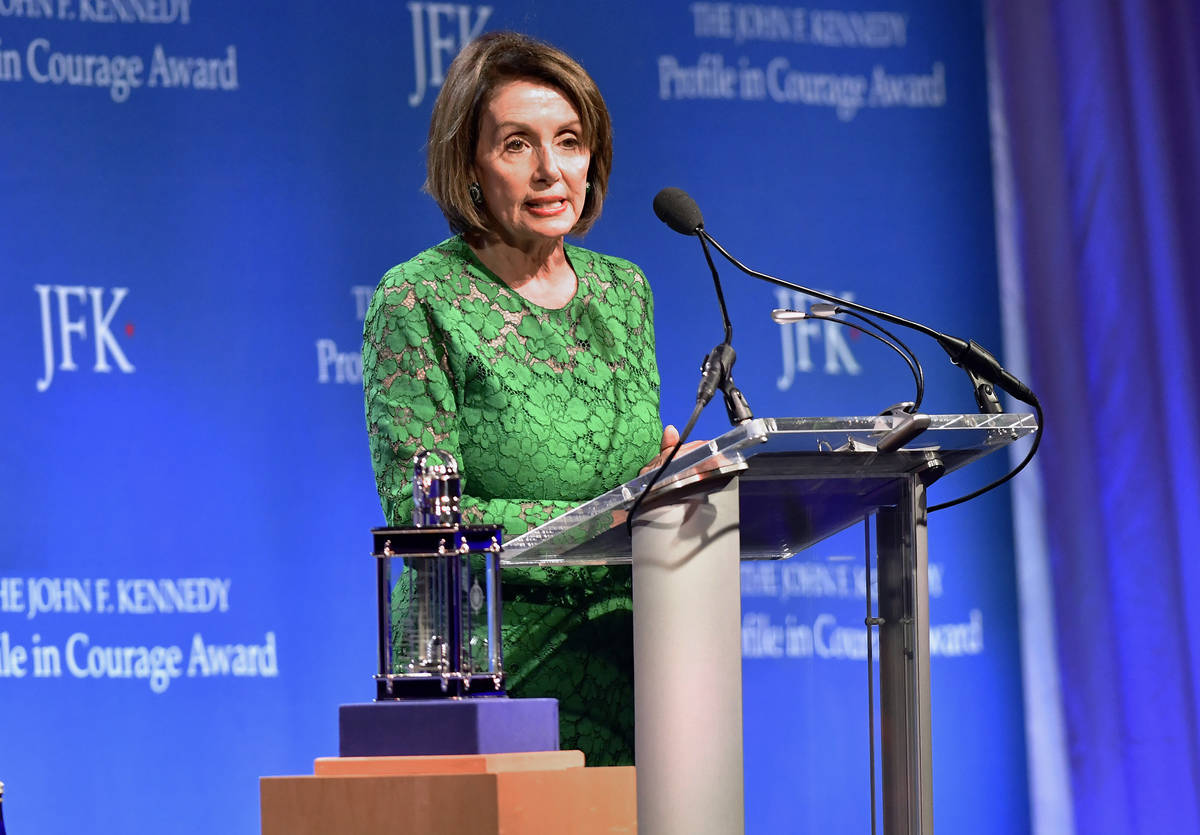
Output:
left=640, top=424, right=709, bottom=475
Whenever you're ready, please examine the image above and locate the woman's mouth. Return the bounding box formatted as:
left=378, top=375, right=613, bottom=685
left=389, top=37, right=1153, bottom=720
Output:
left=525, top=198, right=569, bottom=217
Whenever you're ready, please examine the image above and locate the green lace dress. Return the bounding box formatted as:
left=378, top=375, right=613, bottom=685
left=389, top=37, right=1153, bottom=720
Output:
left=362, top=235, right=662, bottom=765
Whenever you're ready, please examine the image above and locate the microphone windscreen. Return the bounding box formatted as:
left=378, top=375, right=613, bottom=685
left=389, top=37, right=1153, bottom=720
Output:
left=653, top=187, right=704, bottom=236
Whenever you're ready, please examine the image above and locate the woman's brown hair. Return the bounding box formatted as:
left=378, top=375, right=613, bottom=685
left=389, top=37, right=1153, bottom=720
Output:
left=425, top=31, right=613, bottom=238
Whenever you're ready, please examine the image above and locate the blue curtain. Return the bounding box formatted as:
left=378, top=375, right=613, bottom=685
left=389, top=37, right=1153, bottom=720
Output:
left=988, top=1, right=1200, bottom=832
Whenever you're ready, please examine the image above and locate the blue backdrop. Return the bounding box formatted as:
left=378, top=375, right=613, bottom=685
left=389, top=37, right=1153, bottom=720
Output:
left=0, top=2, right=1029, bottom=832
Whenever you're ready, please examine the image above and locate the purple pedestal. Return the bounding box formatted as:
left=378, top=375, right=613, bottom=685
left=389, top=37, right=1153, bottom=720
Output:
left=338, top=697, right=560, bottom=757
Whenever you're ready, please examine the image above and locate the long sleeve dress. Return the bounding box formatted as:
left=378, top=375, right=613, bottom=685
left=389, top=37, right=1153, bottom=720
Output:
left=362, top=235, right=662, bottom=764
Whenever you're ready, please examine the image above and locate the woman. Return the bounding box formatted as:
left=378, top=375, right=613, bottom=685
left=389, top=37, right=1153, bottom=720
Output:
left=362, top=31, right=679, bottom=765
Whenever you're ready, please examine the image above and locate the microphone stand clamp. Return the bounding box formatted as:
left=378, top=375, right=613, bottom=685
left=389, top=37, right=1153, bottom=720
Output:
left=964, top=367, right=1003, bottom=414
left=721, top=375, right=754, bottom=425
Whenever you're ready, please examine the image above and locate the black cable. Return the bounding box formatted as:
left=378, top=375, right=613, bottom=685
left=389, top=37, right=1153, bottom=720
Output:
left=777, top=303, right=1040, bottom=510
left=783, top=309, right=924, bottom=413
left=782, top=303, right=1039, bottom=510
left=815, top=301, right=1040, bottom=509
left=928, top=397, right=1044, bottom=512
left=818, top=306, right=926, bottom=413
left=769, top=281, right=1039, bottom=508
left=624, top=400, right=704, bottom=537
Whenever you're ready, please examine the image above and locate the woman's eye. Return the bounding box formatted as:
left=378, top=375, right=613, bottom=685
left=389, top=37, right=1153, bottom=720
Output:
left=559, top=136, right=580, bottom=150
left=504, top=138, right=528, bottom=152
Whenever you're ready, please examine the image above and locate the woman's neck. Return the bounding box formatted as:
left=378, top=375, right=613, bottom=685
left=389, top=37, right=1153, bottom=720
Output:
left=468, top=234, right=578, bottom=309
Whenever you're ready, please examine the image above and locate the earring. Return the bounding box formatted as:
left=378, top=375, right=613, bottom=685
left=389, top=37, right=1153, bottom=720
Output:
left=469, top=182, right=483, bottom=205
left=585, top=181, right=592, bottom=192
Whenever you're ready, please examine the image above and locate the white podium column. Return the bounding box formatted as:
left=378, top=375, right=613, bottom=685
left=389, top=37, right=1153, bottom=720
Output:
left=630, top=477, right=743, bottom=835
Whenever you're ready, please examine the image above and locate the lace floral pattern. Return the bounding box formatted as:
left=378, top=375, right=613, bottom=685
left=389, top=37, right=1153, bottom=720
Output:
left=363, top=235, right=661, bottom=764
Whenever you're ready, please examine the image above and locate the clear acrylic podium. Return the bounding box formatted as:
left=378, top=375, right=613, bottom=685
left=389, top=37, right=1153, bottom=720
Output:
left=501, top=413, right=1037, bottom=835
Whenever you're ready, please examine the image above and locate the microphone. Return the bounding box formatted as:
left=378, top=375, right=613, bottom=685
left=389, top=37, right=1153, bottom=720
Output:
left=625, top=189, right=732, bottom=536
left=657, top=189, right=754, bottom=424
left=653, top=187, right=704, bottom=236
left=653, top=187, right=1038, bottom=408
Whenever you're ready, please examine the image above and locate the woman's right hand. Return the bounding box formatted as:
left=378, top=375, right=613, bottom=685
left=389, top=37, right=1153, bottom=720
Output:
left=640, top=424, right=709, bottom=475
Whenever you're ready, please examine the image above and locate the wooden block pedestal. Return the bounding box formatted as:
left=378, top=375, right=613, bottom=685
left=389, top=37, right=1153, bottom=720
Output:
left=260, top=750, right=636, bottom=834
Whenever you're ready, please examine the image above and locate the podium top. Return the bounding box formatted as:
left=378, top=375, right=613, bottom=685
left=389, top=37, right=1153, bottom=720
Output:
left=500, top=413, right=1036, bottom=567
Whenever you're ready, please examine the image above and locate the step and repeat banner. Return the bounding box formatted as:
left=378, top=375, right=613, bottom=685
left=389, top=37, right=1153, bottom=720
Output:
left=0, top=1, right=1029, bottom=832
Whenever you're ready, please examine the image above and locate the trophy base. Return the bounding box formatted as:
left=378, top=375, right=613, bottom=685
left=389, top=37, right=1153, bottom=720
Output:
left=374, top=674, right=505, bottom=700
left=339, top=697, right=560, bottom=757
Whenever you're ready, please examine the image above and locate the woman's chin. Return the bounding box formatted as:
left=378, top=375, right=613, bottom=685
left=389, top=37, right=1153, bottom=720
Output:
left=500, top=219, right=578, bottom=249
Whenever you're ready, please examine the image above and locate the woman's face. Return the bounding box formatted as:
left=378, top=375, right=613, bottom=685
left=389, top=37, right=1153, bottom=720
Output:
left=473, top=79, right=591, bottom=249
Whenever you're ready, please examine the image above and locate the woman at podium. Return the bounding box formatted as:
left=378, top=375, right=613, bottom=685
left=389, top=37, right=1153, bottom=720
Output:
left=362, top=31, right=677, bottom=765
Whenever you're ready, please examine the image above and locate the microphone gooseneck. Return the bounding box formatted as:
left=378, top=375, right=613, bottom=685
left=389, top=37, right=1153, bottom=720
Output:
left=654, top=187, right=1037, bottom=408
left=628, top=189, right=752, bottom=536
left=713, top=228, right=1037, bottom=407
left=658, top=186, right=1043, bottom=515
left=654, top=187, right=742, bottom=398
left=698, top=227, right=733, bottom=346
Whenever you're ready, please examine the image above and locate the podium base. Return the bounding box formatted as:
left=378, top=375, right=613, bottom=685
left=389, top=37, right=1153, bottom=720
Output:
left=338, top=697, right=559, bottom=756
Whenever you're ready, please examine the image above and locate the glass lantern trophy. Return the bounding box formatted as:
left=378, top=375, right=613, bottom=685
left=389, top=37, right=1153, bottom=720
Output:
left=371, top=450, right=505, bottom=699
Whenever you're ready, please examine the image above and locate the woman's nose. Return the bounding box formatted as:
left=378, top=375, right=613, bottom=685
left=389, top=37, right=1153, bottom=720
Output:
left=532, top=145, right=562, bottom=182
